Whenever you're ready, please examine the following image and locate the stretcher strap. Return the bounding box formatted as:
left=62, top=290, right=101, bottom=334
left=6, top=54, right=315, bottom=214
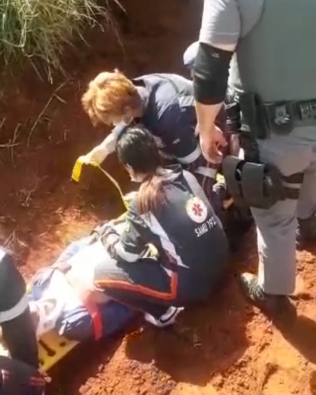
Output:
left=94, top=164, right=129, bottom=211
left=81, top=298, right=103, bottom=341
left=70, top=285, right=103, bottom=341
left=71, top=157, right=129, bottom=210
left=63, top=266, right=103, bottom=341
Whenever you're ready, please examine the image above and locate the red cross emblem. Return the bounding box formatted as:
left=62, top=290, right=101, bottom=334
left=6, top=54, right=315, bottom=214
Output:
left=192, top=203, right=203, bottom=216
left=186, top=196, right=208, bottom=223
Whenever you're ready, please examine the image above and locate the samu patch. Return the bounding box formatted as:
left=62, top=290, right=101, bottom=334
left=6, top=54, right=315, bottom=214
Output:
left=185, top=196, right=208, bottom=224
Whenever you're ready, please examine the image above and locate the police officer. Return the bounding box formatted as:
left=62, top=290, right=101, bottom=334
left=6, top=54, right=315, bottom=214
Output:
left=0, top=247, right=46, bottom=394
left=192, top=0, right=316, bottom=310
left=93, top=126, right=229, bottom=327
left=80, top=70, right=226, bottom=209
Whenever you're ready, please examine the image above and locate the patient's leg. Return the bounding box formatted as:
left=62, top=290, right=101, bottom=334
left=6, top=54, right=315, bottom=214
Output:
left=66, top=269, right=110, bottom=305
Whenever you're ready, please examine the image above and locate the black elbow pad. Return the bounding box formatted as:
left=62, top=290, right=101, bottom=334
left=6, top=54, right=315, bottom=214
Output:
left=194, top=43, right=233, bottom=105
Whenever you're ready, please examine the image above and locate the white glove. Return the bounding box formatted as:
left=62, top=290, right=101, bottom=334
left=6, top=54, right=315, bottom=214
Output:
left=82, top=146, right=108, bottom=165
left=124, top=191, right=138, bottom=203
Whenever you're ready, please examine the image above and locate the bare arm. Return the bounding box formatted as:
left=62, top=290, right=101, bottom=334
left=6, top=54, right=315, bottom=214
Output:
left=195, top=102, right=223, bottom=137
left=87, top=132, right=116, bottom=164
left=194, top=0, right=240, bottom=161
left=85, top=123, right=129, bottom=164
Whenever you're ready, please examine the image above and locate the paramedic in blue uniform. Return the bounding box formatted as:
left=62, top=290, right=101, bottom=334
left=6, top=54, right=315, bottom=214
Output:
left=0, top=247, right=46, bottom=394
left=80, top=70, right=228, bottom=211
left=93, top=126, right=229, bottom=327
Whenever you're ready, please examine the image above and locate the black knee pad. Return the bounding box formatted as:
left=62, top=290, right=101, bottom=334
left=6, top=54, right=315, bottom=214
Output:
left=0, top=248, right=26, bottom=314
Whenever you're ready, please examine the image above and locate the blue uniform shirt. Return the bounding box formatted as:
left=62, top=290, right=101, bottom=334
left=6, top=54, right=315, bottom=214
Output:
left=113, top=73, right=200, bottom=165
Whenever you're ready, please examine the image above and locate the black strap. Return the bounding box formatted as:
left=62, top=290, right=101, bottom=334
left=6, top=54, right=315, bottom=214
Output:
left=182, top=170, right=212, bottom=210
left=284, top=187, right=300, bottom=200
left=282, top=171, right=304, bottom=200
left=282, top=171, right=304, bottom=184
left=222, top=156, right=246, bottom=206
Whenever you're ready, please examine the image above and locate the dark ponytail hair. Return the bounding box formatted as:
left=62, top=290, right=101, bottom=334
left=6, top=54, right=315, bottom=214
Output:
left=116, top=126, right=167, bottom=214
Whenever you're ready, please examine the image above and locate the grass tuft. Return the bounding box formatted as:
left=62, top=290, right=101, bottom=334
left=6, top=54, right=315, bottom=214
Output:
left=0, top=0, right=121, bottom=80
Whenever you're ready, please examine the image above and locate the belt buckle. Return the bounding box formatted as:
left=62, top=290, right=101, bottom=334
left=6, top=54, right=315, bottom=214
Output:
left=274, top=105, right=290, bottom=126
left=298, top=101, right=316, bottom=120
left=299, top=102, right=311, bottom=120
left=310, top=101, right=316, bottom=119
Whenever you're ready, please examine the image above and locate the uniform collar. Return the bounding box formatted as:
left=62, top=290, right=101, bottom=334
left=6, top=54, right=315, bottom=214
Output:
left=160, top=164, right=183, bottom=183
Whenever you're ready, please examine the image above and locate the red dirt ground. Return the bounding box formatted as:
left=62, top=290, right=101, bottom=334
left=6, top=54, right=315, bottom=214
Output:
left=0, top=0, right=316, bottom=394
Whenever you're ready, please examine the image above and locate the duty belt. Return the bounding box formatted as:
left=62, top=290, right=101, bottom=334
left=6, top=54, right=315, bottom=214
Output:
left=238, top=91, right=316, bottom=139
left=265, top=99, right=316, bottom=127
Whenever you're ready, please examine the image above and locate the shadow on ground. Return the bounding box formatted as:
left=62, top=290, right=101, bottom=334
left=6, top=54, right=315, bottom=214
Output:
left=125, top=276, right=253, bottom=386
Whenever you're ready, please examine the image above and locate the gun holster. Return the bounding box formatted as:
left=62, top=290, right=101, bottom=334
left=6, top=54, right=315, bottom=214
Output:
left=222, top=156, right=286, bottom=209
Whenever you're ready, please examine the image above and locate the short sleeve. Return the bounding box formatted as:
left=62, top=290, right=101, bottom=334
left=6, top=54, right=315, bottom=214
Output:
left=199, top=0, right=241, bottom=48
left=158, top=104, right=200, bottom=164
left=112, top=122, right=129, bottom=139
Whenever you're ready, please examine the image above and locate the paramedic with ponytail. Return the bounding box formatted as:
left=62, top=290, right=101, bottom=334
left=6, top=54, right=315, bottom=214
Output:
left=93, top=126, right=229, bottom=327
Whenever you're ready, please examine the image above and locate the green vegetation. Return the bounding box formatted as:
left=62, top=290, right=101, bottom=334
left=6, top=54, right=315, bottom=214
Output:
left=0, top=0, right=117, bottom=79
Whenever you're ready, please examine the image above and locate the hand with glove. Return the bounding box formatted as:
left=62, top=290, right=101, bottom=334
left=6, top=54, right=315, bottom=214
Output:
left=81, top=146, right=108, bottom=166
left=82, top=133, right=117, bottom=166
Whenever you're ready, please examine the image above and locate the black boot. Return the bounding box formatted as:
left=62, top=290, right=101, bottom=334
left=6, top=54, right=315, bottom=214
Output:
left=224, top=205, right=253, bottom=252
left=296, top=215, right=316, bottom=250
left=239, top=273, right=296, bottom=317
